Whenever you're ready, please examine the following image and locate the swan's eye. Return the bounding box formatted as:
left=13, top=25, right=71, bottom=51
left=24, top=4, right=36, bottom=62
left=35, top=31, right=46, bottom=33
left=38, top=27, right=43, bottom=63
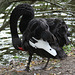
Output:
left=50, top=49, right=51, bottom=50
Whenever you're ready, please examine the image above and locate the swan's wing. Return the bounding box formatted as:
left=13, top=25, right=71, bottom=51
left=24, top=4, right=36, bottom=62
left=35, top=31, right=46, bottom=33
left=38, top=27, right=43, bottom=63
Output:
left=29, top=37, right=57, bottom=56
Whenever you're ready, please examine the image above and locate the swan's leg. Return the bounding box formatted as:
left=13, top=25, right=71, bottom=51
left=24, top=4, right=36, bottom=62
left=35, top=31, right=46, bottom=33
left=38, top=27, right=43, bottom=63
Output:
left=26, top=54, right=32, bottom=71
left=42, top=58, right=50, bottom=69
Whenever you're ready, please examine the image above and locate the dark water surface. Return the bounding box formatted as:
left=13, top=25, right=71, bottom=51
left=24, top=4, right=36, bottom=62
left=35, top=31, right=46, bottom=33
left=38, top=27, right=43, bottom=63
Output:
left=0, top=0, right=75, bottom=65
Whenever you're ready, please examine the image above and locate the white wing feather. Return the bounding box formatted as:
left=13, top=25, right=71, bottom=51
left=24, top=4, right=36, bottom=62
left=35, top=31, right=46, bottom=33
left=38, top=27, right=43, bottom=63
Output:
left=29, top=37, right=57, bottom=56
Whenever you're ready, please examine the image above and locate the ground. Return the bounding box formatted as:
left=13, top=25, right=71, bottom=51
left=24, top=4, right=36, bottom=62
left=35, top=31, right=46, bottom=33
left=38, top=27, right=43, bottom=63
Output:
left=0, top=49, right=75, bottom=75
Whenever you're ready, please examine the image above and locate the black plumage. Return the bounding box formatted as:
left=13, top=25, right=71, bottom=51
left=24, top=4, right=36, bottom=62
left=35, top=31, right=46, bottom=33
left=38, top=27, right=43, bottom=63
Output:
left=46, top=18, right=70, bottom=47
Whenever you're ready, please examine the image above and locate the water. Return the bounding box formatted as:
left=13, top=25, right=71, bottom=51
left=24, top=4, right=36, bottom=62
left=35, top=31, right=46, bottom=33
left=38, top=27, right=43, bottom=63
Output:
left=0, top=0, right=75, bottom=65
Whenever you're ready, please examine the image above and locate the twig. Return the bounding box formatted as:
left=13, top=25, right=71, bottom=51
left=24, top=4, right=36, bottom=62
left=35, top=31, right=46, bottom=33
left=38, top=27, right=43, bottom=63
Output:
left=0, top=21, right=9, bottom=31
left=0, top=3, right=16, bottom=31
left=44, top=0, right=65, bottom=9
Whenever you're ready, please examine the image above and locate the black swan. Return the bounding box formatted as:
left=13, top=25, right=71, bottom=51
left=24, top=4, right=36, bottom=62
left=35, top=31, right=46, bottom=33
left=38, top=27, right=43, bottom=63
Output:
left=10, top=3, right=67, bottom=71
left=22, top=18, right=67, bottom=71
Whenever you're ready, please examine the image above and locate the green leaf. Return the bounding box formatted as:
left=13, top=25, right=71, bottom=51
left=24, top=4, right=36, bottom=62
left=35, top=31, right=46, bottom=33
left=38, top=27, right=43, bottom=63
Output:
left=13, top=56, right=19, bottom=59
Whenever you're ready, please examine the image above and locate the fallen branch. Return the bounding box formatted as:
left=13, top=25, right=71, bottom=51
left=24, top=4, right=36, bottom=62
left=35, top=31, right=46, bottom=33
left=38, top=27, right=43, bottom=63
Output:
left=0, top=21, right=9, bottom=31
left=44, top=0, right=65, bottom=9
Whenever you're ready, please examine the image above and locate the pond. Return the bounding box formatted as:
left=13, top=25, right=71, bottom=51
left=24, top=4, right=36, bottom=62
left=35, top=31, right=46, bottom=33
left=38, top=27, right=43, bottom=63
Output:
left=0, top=0, right=75, bottom=65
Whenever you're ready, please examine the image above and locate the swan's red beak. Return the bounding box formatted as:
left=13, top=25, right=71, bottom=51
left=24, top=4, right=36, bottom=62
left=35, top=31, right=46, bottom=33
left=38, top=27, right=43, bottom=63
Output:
left=18, top=47, right=24, bottom=51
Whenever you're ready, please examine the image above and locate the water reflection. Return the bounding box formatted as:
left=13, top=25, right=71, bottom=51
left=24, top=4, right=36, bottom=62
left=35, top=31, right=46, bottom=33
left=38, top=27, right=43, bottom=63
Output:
left=0, top=1, right=75, bottom=65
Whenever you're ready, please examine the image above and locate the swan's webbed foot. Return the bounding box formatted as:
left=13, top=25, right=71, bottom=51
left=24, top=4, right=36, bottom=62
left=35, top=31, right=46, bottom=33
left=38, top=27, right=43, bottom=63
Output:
left=24, top=66, right=30, bottom=72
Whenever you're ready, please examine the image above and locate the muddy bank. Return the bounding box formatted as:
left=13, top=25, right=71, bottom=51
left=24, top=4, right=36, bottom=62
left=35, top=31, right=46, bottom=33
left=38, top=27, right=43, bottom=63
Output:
left=0, top=49, right=75, bottom=75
